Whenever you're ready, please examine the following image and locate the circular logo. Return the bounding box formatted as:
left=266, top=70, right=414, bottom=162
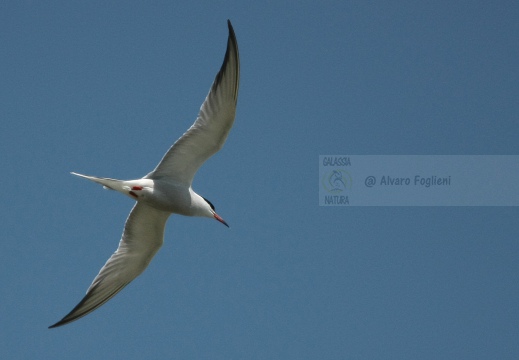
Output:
left=322, top=169, right=352, bottom=193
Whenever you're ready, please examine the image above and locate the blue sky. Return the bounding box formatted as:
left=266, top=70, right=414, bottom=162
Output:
left=1, top=1, right=519, bottom=358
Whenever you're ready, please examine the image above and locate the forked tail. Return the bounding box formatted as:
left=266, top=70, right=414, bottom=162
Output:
left=71, top=172, right=125, bottom=191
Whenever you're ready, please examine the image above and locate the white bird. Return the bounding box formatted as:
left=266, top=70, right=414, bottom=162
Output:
left=49, top=20, right=239, bottom=328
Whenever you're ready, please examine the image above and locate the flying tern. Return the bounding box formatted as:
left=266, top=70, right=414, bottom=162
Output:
left=49, top=20, right=239, bottom=328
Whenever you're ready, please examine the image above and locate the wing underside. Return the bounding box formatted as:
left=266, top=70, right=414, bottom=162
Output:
left=146, top=20, right=240, bottom=185
left=49, top=203, right=170, bottom=328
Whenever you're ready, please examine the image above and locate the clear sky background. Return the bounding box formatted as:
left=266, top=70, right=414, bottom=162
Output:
left=2, top=1, right=518, bottom=359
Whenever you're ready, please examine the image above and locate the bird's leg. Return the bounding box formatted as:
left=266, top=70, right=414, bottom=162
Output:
left=129, top=186, right=143, bottom=199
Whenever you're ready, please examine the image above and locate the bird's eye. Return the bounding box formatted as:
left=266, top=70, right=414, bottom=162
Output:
left=202, top=197, right=215, bottom=211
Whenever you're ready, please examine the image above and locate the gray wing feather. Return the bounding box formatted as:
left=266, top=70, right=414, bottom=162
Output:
left=49, top=203, right=170, bottom=328
left=146, top=20, right=240, bottom=185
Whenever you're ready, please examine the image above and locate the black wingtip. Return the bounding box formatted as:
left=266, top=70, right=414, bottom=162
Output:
left=227, top=20, right=236, bottom=41
left=48, top=320, right=64, bottom=329
left=48, top=314, right=72, bottom=329
left=227, top=19, right=234, bottom=35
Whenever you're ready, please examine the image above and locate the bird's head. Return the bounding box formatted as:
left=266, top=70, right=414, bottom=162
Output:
left=202, top=196, right=229, bottom=228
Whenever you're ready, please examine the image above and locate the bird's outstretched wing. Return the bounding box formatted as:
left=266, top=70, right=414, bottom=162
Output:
left=146, top=20, right=240, bottom=185
left=49, top=203, right=170, bottom=328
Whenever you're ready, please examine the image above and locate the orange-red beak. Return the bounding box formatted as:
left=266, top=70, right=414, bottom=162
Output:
left=214, top=213, right=229, bottom=228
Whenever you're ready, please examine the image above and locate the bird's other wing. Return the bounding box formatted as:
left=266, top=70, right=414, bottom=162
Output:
left=146, top=20, right=240, bottom=185
left=49, top=203, right=170, bottom=328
